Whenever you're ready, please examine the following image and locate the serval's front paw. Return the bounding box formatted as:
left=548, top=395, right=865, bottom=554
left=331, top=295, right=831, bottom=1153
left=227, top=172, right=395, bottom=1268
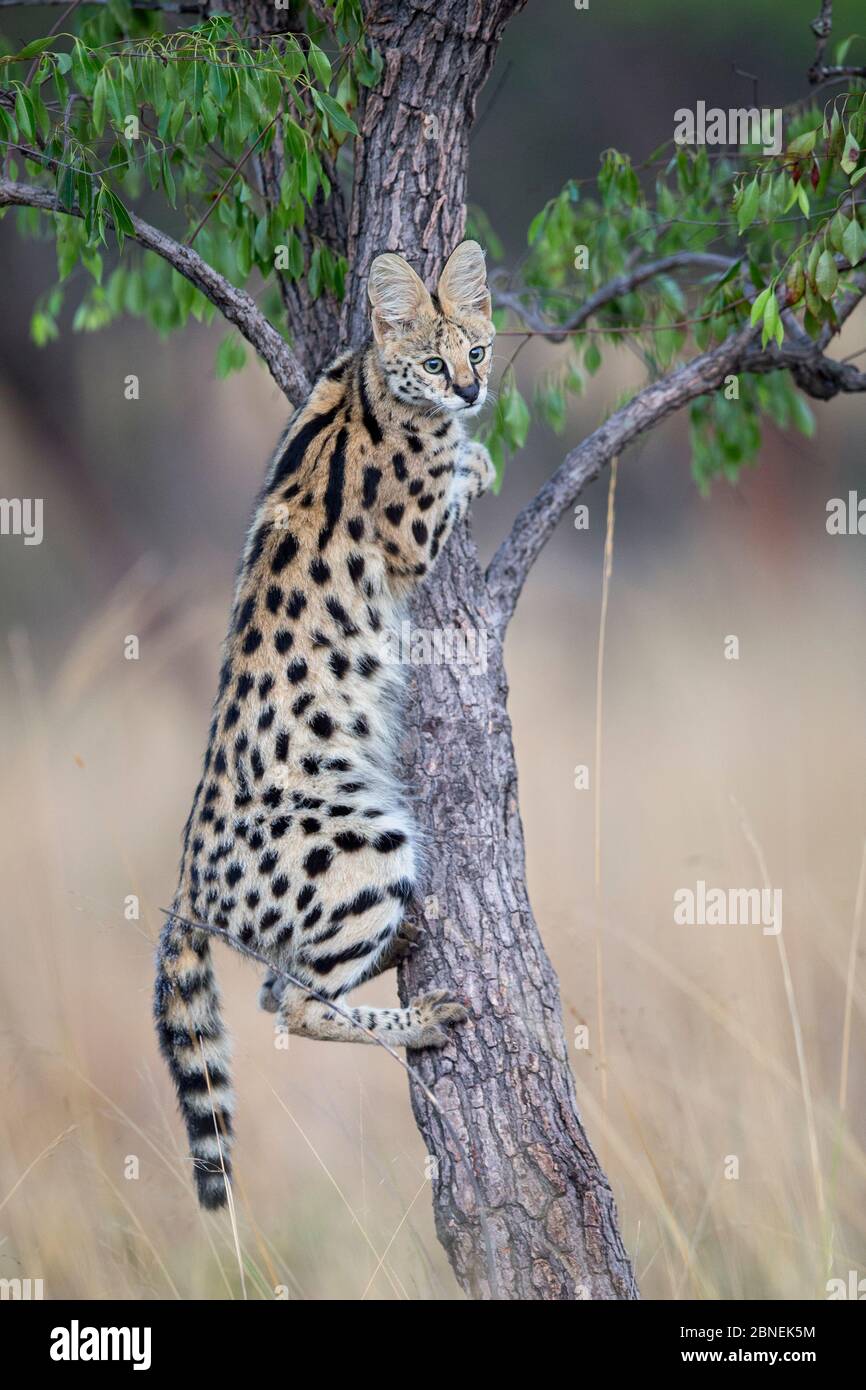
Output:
left=458, top=441, right=496, bottom=497
left=409, top=988, right=469, bottom=1049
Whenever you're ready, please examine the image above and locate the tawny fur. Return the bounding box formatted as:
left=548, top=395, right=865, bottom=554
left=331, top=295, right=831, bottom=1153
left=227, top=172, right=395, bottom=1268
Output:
left=154, top=241, right=496, bottom=1209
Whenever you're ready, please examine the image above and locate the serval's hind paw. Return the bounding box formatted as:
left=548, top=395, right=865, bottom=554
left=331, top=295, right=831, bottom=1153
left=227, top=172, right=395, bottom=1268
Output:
left=408, top=988, right=468, bottom=1049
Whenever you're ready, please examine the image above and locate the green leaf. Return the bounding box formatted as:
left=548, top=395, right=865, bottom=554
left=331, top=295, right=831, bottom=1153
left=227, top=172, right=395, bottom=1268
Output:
left=91, top=70, right=107, bottom=135
left=761, top=293, right=781, bottom=349
left=286, top=230, right=303, bottom=279
left=307, top=42, right=332, bottom=88
left=829, top=209, right=850, bottom=252
left=13, top=36, right=57, bottom=62
left=785, top=261, right=805, bottom=306
left=57, top=162, right=76, bottom=214
left=527, top=206, right=549, bottom=246
left=200, top=92, right=219, bottom=143
left=215, top=332, right=247, bottom=378
left=161, top=151, right=176, bottom=207
left=841, top=135, right=861, bottom=174
left=354, top=43, right=383, bottom=89
left=14, top=87, right=35, bottom=144
left=790, top=392, right=815, bottom=437
left=283, top=116, right=306, bottom=160
left=736, top=177, right=760, bottom=234
left=308, top=243, right=323, bottom=299
left=502, top=379, right=531, bottom=447
left=750, top=285, right=772, bottom=326
left=815, top=248, right=838, bottom=299
left=312, top=90, right=358, bottom=136
left=787, top=129, right=817, bottom=157
left=843, top=216, right=866, bottom=266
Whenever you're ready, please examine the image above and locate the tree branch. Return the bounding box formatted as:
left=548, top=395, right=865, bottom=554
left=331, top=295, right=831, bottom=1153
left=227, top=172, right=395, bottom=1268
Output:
left=492, top=252, right=735, bottom=340
left=0, top=176, right=311, bottom=403
left=741, top=334, right=866, bottom=396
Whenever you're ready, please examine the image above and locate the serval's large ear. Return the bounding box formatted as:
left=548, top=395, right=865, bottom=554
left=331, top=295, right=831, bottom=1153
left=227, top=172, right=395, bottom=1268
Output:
left=437, top=240, right=491, bottom=320
left=368, top=252, right=434, bottom=345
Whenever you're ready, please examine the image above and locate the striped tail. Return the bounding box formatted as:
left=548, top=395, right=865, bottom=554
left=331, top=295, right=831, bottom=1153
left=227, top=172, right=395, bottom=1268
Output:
left=153, top=914, right=234, bottom=1210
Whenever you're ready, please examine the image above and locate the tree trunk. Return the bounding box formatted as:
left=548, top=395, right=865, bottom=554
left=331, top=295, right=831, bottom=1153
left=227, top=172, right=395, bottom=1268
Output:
left=342, top=0, right=525, bottom=343
left=396, top=523, right=637, bottom=1300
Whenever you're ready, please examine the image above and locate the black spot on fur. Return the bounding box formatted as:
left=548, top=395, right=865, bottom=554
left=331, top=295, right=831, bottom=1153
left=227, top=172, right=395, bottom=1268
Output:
left=304, top=846, right=333, bottom=877
left=310, top=711, right=335, bottom=740
left=334, top=831, right=367, bottom=852
left=362, top=467, right=382, bottom=509
left=271, top=533, right=299, bottom=574
left=375, top=830, right=406, bottom=852
left=236, top=595, right=256, bottom=632
left=269, top=404, right=339, bottom=494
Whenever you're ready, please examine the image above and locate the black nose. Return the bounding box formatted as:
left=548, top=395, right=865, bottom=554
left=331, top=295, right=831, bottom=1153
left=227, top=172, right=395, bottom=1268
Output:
left=454, top=381, right=480, bottom=405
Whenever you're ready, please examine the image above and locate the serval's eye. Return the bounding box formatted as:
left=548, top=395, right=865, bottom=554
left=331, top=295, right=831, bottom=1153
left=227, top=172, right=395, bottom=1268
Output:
left=468, top=345, right=485, bottom=364
left=423, top=357, right=445, bottom=374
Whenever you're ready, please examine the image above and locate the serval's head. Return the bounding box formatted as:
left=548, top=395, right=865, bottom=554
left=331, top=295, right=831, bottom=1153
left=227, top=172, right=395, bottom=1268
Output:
left=367, top=240, right=494, bottom=417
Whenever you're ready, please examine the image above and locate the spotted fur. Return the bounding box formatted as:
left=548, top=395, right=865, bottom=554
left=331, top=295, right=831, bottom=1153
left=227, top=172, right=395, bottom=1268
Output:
left=154, top=242, right=496, bottom=1209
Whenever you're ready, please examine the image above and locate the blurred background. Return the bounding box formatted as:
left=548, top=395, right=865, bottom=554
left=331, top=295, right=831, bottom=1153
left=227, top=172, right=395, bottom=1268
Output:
left=1, top=0, right=864, bottom=1299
